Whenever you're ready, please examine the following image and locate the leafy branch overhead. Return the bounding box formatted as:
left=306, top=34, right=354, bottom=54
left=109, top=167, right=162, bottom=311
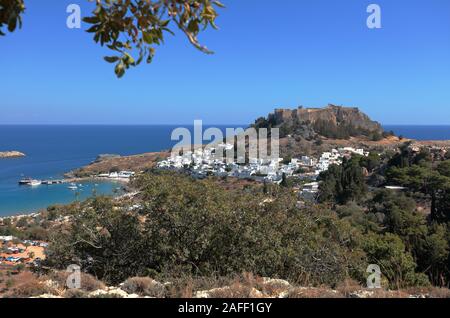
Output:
left=0, top=0, right=225, bottom=78
left=0, top=0, right=25, bottom=36
left=84, top=0, right=224, bottom=78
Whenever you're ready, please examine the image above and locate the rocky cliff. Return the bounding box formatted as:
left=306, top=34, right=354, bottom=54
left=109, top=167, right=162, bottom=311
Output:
left=253, top=104, right=385, bottom=141
left=269, top=104, right=382, bottom=133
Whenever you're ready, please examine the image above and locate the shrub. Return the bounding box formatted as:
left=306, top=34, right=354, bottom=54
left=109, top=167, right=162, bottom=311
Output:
left=48, top=271, right=105, bottom=292
left=362, top=233, right=430, bottom=289
left=122, top=277, right=166, bottom=297
left=206, top=283, right=257, bottom=298
left=7, top=281, right=49, bottom=298
left=80, top=273, right=106, bottom=292
left=47, top=174, right=366, bottom=287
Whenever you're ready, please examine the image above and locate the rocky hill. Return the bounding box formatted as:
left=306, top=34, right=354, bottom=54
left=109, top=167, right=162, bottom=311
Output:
left=251, top=104, right=399, bottom=157
left=253, top=104, right=385, bottom=140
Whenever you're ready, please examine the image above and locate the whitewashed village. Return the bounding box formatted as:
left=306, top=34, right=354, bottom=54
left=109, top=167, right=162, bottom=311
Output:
left=156, top=143, right=370, bottom=202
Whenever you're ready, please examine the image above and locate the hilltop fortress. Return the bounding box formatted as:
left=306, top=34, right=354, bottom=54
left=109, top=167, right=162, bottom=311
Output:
left=268, top=104, right=383, bottom=133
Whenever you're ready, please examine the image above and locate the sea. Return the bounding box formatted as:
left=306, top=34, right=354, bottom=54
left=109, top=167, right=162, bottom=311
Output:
left=0, top=125, right=449, bottom=216
left=0, top=125, right=241, bottom=216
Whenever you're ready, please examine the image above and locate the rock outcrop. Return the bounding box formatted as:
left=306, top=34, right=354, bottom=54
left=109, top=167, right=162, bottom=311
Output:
left=253, top=104, right=385, bottom=142
left=0, top=151, right=25, bottom=159
left=268, top=104, right=383, bottom=133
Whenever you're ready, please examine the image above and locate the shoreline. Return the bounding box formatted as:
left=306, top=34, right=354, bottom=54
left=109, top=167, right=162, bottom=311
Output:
left=64, top=176, right=130, bottom=184
left=0, top=176, right=132, bottom=219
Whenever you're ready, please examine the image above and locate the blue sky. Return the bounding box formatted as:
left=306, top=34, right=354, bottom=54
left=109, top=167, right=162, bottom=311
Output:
left=1, top=0, right=449, bottom=125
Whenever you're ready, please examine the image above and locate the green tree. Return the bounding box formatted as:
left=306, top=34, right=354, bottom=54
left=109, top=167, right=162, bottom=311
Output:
left=318, top=157, right=367, bottom=204
left=336, top=202, right=380, bottom=233
left=437, top=160, right=450, bottom=177
left=360, top=152, right=381, bottom=173
left=363, top=233, right=429, bottom=289
left=317, top=165, right=340, bottom=204
left=386, top=164, right=450, bottom=223
left=416, top=224, right=449, bottom=286
left=45, top=196, right=146, bottom=284
left=370, top=190, right=427, bottom=250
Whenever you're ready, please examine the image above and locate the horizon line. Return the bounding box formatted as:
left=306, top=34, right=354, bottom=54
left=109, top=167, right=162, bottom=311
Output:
left=1, top=123, right=450, bottom=127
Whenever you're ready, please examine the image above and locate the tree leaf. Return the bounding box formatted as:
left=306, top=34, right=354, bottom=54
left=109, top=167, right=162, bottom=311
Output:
left=104, top=56, right=120, bottom=63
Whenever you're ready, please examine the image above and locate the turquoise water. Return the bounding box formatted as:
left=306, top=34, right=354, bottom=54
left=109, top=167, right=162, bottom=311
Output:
left=0, top=181, right=124, bottom=216
left=0, top=125, right=240, bottom=216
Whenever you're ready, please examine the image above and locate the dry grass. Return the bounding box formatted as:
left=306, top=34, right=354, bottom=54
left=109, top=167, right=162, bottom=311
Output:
left=287, top=287, right=343, bottom=298
left=63, top=288, right=89, bottom=298
left=164, top=273, right=265, bottom=298
left=122, top=277, right=166, bottom=297
left=193, top=273, right=290, bottom=298
left=367, top=289, right=410, bottom=298
left=48, top=271, right=105, bottom=292
left=205, top=273, right=268, bottom=298
left=164, top=275, right=236, bottom=298
left=73, top=152, right=168, bottom=177
left=3, top=272, right=52, bottom=298
left=405, top=286, right=450, bottom=298
left=206, top=283, right=258, bottom=298
left=335, top=279, right=363, bottom=297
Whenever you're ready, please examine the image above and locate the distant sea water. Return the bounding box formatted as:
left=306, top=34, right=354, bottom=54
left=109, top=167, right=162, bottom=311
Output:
left=0, top=125, right=242, bottom=216
left=383, top=125, right=450, bottom=141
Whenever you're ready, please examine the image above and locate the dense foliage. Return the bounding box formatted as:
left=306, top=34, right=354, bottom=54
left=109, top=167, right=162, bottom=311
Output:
left=43, top=157, right=450, bottom=290
left=318, top=156, right=368, bottom=205
left=45, top=173, right=367, bottom=286
left=317, top=145, right=450, bottom=287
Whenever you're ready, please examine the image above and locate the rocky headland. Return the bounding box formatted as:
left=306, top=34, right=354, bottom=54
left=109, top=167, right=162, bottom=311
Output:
left=68, top=151, right=169, bottom=178
left=0, top=151, right=26, bottom=159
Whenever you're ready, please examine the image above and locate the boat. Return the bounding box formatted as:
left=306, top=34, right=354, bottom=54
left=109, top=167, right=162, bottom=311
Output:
left=19, top=178, right=33, bottom=185
left=29, top=180, right=42, bottom=186
left=18, top=178, right=42, bottom=186
left=68, top=185, right=78, bottom=190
